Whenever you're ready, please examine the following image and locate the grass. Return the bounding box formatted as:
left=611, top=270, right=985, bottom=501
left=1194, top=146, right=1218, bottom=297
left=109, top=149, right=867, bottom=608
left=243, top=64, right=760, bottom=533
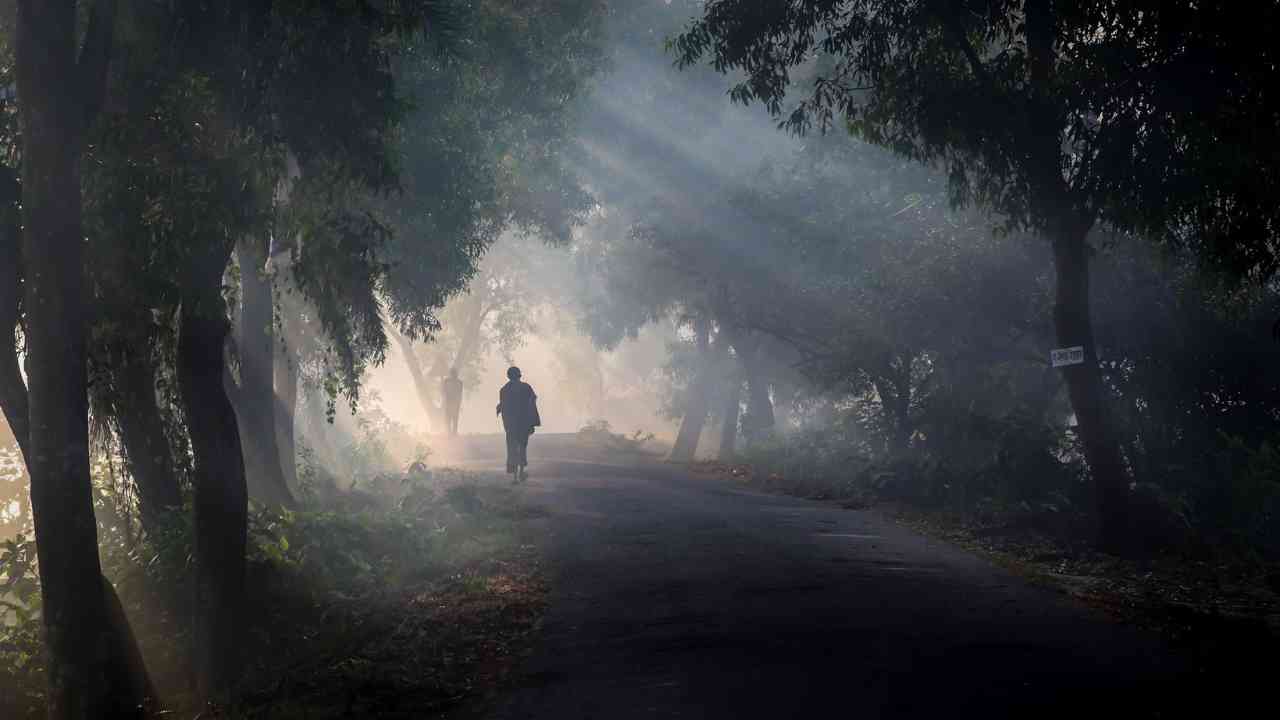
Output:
left=1, top=468, right=551, bottom=720
left=203, top=470, right=548, bottom=719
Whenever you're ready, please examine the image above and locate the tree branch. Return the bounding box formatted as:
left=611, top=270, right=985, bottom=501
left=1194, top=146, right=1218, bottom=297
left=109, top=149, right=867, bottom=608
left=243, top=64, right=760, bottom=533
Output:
left=936, top=9, right=990, bottom=87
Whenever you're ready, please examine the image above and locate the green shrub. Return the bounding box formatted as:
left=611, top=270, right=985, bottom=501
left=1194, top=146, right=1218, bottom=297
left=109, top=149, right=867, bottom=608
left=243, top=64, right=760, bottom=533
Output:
left=0, top=534, right=43, bottom=720
left=740, top=427, right=872, bottom=500
left=1203, top=434, right=1280, bottom=554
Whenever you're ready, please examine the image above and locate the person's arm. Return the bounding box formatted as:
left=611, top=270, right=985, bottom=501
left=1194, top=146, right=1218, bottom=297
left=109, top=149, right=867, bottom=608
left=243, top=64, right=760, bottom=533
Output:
left=528, top=387, right=541, bottom=428
left=496, top=390, right=502, bottom=417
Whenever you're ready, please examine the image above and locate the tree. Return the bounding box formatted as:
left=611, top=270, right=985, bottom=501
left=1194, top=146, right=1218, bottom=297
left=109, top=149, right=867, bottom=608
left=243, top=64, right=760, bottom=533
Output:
left=397, top=233, right=549, bottom=430
left=725, top=136, right=1061, bottom=489
left=69, top=0, right=426, bottom=698
left=10, top=0, right=155, bottom=716
left=382, top=0, right=605, bottom=430
left=673, top=0, right=1280, bottom=550
left=668, top=314, right=719, bottom=461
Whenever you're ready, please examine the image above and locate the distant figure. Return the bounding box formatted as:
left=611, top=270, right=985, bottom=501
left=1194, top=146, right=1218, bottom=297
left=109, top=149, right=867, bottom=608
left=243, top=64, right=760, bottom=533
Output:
left=496, top=366, right=540, bottom=482
left=442, top=368, right=464, bottom=436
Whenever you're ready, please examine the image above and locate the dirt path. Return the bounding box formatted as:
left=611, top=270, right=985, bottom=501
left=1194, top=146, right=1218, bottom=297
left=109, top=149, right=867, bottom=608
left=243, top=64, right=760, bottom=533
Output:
left=475, top=458, right=1202, bottom=719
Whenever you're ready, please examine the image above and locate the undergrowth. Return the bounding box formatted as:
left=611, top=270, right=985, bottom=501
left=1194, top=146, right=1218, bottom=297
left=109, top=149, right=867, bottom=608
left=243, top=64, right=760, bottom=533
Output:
left=575, top=420, right=658, bottom=457
left=0, top=465, right=545, bottom=719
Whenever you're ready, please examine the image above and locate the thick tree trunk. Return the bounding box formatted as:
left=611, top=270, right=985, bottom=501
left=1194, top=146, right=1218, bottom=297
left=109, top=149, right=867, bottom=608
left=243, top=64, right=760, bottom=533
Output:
left=670, top=317, right=713, bottom=462
left=234, top=236, right=295, bottom=508
left=717, top=370, right=743, bottom=462
left=16, top=2, right=150, bottom=717
left=4, top=142, right=156, bottom=720
left=1051, top=222, right=1131, bottom=552
left=112, top=345, right=182, bottom=531
left=177, top=259, right=249, bottom=700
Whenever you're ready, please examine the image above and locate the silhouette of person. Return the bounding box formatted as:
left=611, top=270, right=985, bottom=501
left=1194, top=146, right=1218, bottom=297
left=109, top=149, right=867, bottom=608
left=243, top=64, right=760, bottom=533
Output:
left=442, top=368, right=464, bottom=436
left=496, top=366, right=540, bottom=481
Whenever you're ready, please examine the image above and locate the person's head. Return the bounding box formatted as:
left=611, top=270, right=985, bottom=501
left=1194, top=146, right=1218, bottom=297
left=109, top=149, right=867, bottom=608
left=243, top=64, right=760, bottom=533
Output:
left=507, top=366, right=521, bottom=381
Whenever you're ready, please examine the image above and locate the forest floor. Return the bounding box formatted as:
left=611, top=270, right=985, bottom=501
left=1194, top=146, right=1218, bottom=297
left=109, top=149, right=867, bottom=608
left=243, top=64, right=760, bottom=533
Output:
left=689, top=461, right=1280, bottom=702
left=130, top=471, right=554, bottom=720
left=240, top=478, right=550, bottom=720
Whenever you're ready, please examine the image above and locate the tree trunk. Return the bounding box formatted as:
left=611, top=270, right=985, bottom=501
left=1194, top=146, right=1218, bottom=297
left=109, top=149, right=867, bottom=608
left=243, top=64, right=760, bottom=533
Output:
left=717, top=369, right=743, bottom=462
left=274, top=332, right=299, bottom=491
left=871, top=352, right=915, bottom=459
left=452, top=292, right=489, bottom=373
left=0, top=167, right=28, bottom=461
left=670, top=317, right=714, bottom=462
left=177, top=255, right=248, bottom=700
left=739, top=339, right=775, bottom=446
left=771, top=377, right=798, bottom=433
left=112, top=345, right=182, bottom=531
left=395, top=330, right=443, bottom=432
left=234, top=236, right=295, bottom=508
left=1021, top=0, right=1131, bottom=552
left=16, top=1, right=151, bottom=717
left=1051, top=222, right=1131, bottom=552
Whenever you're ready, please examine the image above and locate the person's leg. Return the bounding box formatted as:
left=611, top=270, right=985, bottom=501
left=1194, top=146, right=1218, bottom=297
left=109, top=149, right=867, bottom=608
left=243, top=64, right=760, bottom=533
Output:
left=506, top=430, right=522, bottom=481
left=517, top=433, right=529, bottom=481
left=505, top=431, right=518, bottom=475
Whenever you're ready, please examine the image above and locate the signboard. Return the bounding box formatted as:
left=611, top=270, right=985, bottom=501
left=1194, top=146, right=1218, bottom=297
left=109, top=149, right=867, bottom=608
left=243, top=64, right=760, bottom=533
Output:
left=1050, top=346, right=1085, bottom=367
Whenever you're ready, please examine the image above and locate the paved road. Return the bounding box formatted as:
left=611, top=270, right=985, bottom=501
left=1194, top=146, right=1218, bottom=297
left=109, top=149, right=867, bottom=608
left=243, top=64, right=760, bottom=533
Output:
left=485, top=459, right=1195, bottom=719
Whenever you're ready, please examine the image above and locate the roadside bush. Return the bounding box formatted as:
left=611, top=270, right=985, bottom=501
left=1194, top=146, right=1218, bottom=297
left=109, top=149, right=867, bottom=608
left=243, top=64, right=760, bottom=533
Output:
left=1, top=446, right=519, bottom=717
left=739, top=427, right=872, bottom=500
left=911, top=409, right=1083, bottom=516
left=739, top=408, right=1085, bottom=533
left=576, top=419, right=658, bottom=456
left=1200, top=434, right=1280, bottom=555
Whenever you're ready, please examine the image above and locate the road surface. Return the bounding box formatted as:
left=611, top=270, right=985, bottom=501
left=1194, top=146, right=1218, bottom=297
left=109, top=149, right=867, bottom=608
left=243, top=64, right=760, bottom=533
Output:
left=476, top=455, right=1198, bottom=719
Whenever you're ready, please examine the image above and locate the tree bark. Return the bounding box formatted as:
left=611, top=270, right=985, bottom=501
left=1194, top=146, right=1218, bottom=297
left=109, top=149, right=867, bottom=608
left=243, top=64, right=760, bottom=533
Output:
left=452, top=292, right=489, bottom=373
left=0, top=167, right=28, bottom=461
left=274, top=331, right=299, bottom=491
left=177, top=249, right=248, bottom=700
left=738, top=338, right=775, bottom=446
left=234, top=236, right=296, bottom=508
left=670, top=317, right=714, bottom=462
left=395, top=330, right=443, bottom=432
left=1022, top=0, right=1131, bottom=552
left=717, top=368, right=743, bottom=462
left=16, top=1, right=151, bottom=717
left=1051, top=222, right=1132, bottom=552
left=111, top=344, right=182, bottom=531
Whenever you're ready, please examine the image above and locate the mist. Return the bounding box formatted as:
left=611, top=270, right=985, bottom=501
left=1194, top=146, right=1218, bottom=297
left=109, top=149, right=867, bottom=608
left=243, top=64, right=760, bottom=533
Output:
left=3, top=1, right=1280, bottom=718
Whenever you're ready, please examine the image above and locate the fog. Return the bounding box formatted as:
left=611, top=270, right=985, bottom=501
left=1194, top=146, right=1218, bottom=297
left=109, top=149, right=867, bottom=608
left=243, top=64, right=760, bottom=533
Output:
left=364, top=237, right=676, bottom=441
left=4, top=1, right=1280, bottom=715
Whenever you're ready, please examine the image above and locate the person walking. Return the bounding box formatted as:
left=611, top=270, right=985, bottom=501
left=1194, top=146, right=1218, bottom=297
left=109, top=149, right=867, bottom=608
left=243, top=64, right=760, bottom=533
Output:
left=496, top=366, right=540, bottom=482
left=442, top=368, right=464, bottom=436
